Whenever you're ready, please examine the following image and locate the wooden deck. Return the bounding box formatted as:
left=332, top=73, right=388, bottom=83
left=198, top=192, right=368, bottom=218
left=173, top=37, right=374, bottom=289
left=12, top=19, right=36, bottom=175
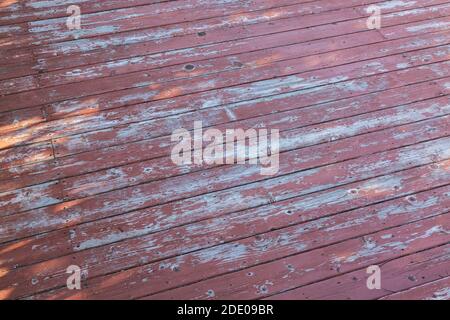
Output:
left=0, top=0, right=450, bottom=300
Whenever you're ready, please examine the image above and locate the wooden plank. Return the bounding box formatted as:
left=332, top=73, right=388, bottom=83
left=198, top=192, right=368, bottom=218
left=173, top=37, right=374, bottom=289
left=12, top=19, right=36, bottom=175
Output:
left=28, top=211, right=450, bottom=299
left=5, top=0, right=440, bottom=89
left=0, top=49, right=34, bottom=71
left=60, top=96, right=450, bottom=200
left=381, top=276, right=450, bottom=300
left=1, top=0, right=449, bottom=301
left=50, top=44, right=450, bottom=157
left=2, top=126, right=450, bottom=243
left=0, top=62, right=37, bottom=81
left=28, top=0, right=362, bottom=44
left=0, top=1, right=326, bottom=82
left=1, top=71, right=448, bottom=195
left=0, top=21, right=27, bottom=36
left=0, top=107, right=45, bottom=136
left=0, top=0, right=322, bottom=69
left=34, top=30, right=375, bottom=90
left=0, top=0, right=172, bottom=25
left=0, top=75, right=38, bottom=95
left=266, top=244, right=450, bottom=300
left=41, top=33, right=450, bottom=124
left=143, top=214, right=450, bottom=300
left=0, top=142, right=54, bottom=169
left=0, top=4, right=370, bottom=111
left=0, top=0, right=317, bottom=49
left=1, top=111, right=449, bottom=270
left=0, top=158, right=449, bottom=296
left=33, top=0, right=450, bottom=72
left=48, top=53, right=450, bottom=157
left=2, top=163, right=450, bottom=299
left=3, top=30, right=449, bottom=150
left=381, top=16, right=450, bottom=40
left=0, top=181, right=63, bottom=217
left=55, top=91, right=448, bottom=198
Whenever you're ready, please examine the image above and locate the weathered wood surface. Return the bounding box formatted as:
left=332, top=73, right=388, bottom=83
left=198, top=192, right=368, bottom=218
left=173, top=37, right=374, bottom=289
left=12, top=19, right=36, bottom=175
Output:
left=380, top=276, right=450, bottom=300
left=0, top=0, right=449, bottom=300
left=266, top=244, right=450, bottom=300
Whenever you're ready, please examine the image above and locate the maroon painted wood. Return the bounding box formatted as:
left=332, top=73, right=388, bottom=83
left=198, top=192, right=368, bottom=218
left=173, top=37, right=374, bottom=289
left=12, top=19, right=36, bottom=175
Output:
left=0, top=0, right=449, bottom=300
